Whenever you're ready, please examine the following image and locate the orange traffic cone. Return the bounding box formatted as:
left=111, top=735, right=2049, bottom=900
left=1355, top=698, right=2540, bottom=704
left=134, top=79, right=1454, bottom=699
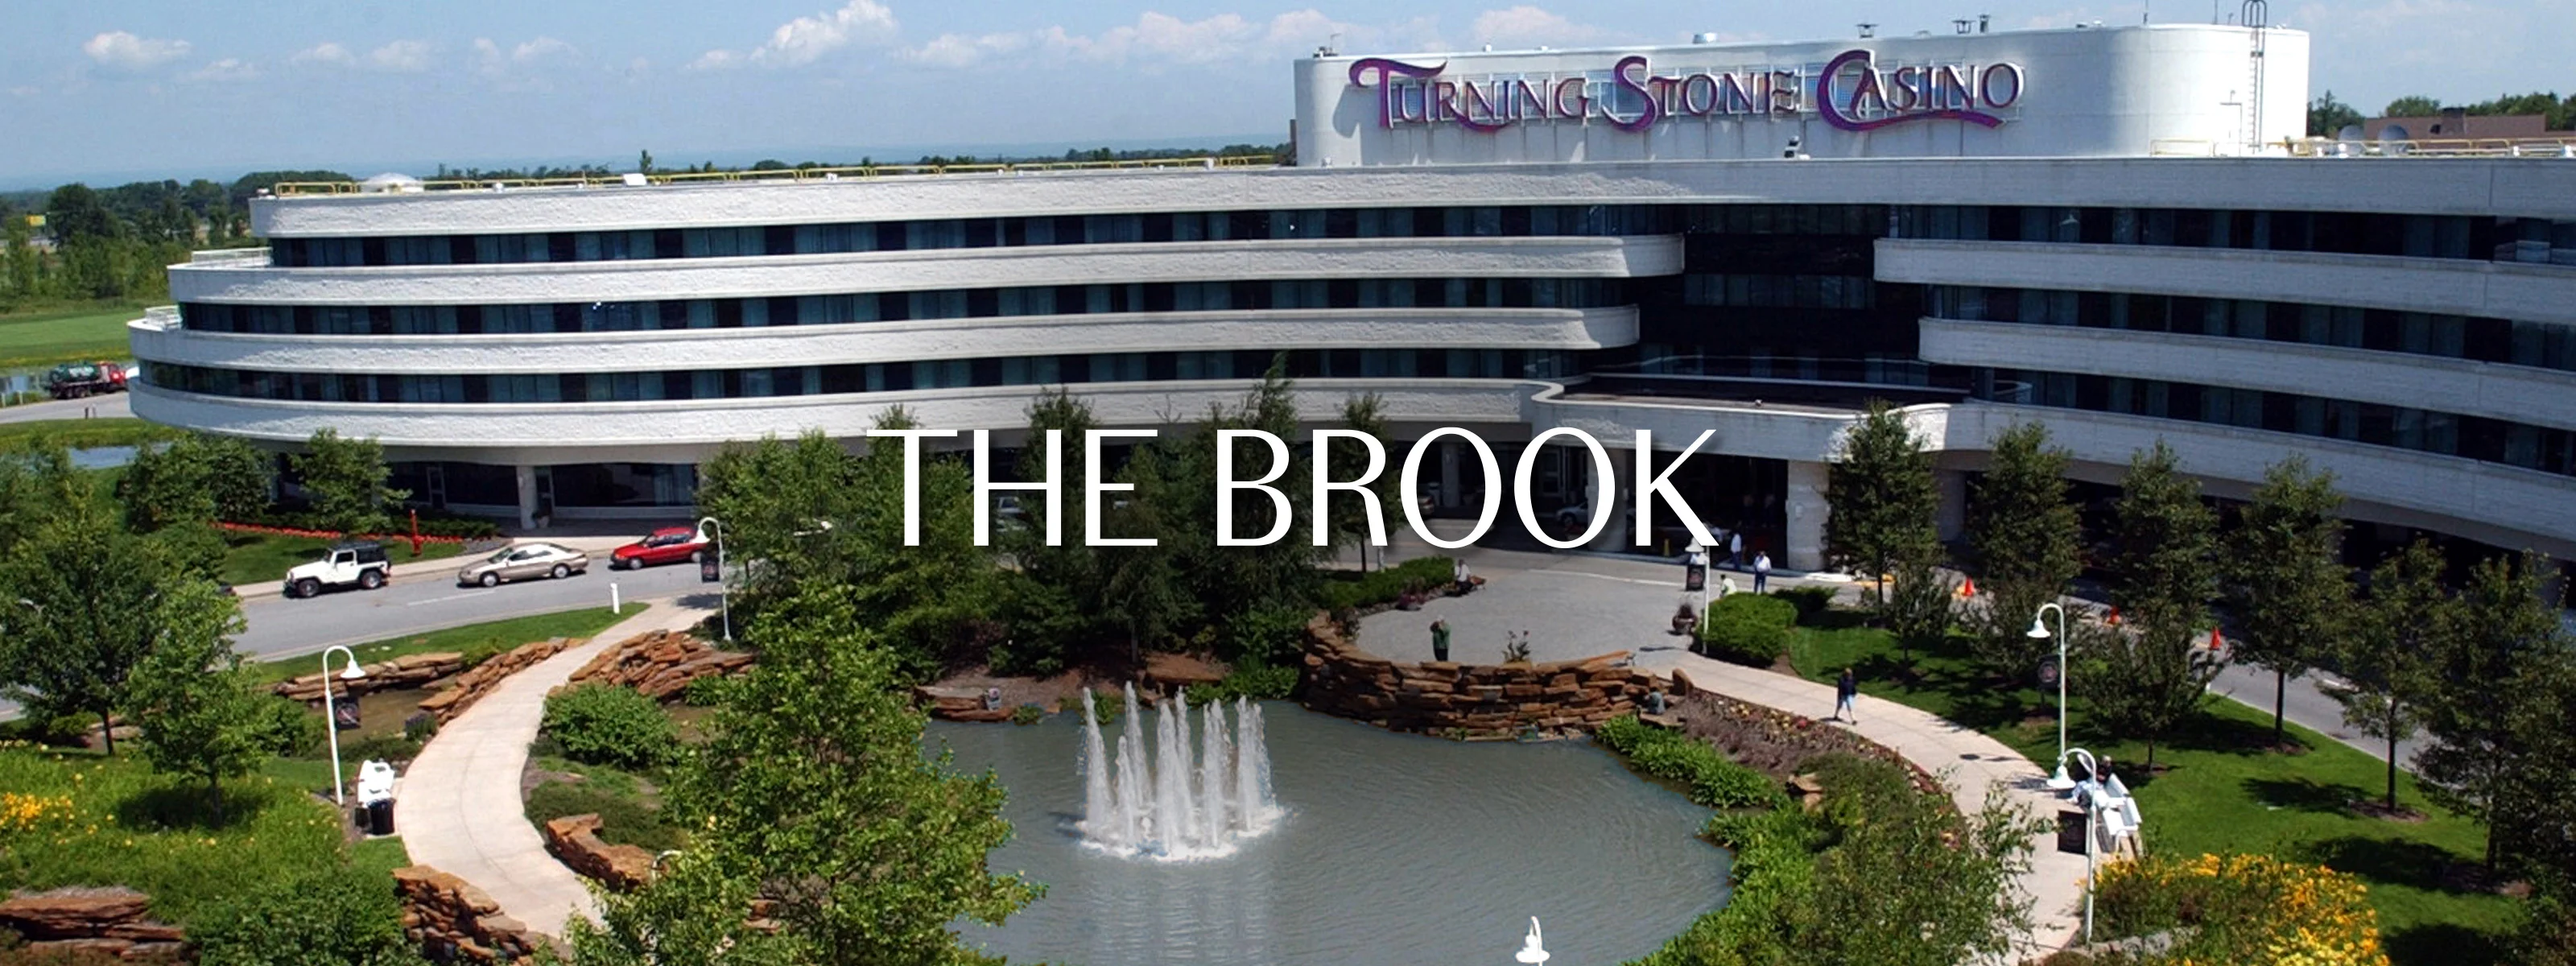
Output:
left=2208, top=626, right=2226, bottom=652
left=2106, top=606, right=2121, bottom=626
left=1957, top=576, right=1977, bottom=598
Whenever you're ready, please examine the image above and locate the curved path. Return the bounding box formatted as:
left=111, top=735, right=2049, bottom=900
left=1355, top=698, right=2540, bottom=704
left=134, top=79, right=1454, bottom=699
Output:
left=395, top=597, right=716, bottom=936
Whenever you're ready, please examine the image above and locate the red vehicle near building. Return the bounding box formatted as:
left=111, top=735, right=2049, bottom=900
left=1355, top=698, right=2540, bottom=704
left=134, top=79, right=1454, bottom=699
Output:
left=609, top=526, right=711, bottom=570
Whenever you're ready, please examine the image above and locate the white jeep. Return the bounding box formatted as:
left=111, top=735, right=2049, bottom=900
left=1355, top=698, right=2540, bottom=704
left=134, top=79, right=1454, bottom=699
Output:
left=284, top=541, right=392, bottom=599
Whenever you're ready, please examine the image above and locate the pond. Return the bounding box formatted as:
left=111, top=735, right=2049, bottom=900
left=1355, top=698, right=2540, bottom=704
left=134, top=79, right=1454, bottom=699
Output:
left=68, top=445, right=136, bottom=470
left=929, top=702, right=1729, bottom=966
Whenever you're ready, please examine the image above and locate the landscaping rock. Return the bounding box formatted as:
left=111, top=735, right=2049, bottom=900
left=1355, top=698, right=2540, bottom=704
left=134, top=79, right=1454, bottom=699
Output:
left=417, top=638, right=582, bottom=724
left=542, top=814, right=658, bottom=892
left=564, top=630, right=753, bottom=701
left=1298, top=610, right=1657, bottom=739
left=0, top=886, right=156, bottom=939
left=274, top=652, right=467, bottom=704
left=392, top=865, right=543, bottom=962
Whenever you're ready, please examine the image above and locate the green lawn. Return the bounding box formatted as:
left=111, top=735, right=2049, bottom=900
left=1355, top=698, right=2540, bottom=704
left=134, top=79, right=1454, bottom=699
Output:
left=221, top=530, right=469, bottom=588
left=246, top=606, right=626, bottom=683
left=0, top=746, right=356, bottom=927
left=1784, top=623, right=2519, bottom=965
left=0, top=416, right=172, bottom=449
left=0, top=303, right=147, bottom=369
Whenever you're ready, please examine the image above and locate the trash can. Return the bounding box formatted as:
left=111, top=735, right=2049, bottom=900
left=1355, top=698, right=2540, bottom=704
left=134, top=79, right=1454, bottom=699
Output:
left=367, top=799, right=394, bottom=836
left=2056, top=808, right=2090, bottom=855
left=355, top=759, right=398, bottom=836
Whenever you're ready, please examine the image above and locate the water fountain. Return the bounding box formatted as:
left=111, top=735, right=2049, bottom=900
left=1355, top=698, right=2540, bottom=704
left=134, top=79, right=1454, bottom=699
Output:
left=1078, top=683, right=1280, bottom=860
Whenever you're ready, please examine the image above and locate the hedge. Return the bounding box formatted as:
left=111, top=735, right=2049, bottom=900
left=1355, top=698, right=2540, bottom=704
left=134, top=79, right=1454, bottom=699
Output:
left=1314, top=555, right=1455, bottom=612
left=541, top=684, right=679, bottom=770
left=1596, top=713, right=1790, bottom=811
left=1700, top=592, right=1798, bottom=667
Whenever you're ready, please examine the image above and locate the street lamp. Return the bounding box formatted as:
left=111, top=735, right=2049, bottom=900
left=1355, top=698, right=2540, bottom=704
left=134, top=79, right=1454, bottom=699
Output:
left=2027, top=601, right=2070, bottom=767
left=320, top=646, right=368, bottom=805
left=696, top=516, right=730, bottom=642
left=2051, top=746, right=2106, bottom=944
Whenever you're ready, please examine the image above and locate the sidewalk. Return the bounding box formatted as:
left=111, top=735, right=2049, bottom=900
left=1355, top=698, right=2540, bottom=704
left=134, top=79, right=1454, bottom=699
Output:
left=394, top=597, right=716, bottom=937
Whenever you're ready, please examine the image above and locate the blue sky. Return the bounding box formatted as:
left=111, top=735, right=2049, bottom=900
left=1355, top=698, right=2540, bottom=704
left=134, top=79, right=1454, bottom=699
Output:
left=1, top=0, right=2563, bottom=185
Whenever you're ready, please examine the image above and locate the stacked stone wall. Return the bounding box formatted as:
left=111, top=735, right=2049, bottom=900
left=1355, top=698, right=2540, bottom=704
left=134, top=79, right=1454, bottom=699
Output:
left=0, top=886, right=184, bottom=961
left=391, top=866, right=546, bottom=964
left=415, top=638, right=583, bottom=724
left=1298, top=613, right=1662, bottom=737
left=562, top=630, right=751, bottom=701
left=539, top=815, right=655, bottom=892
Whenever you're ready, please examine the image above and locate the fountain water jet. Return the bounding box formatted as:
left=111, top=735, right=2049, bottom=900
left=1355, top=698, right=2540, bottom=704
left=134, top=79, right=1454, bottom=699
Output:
left=1077, top=684, right=1279, bottom=859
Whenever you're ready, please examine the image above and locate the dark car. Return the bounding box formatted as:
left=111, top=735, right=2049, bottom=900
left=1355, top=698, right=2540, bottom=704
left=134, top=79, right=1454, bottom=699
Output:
left=610, top=526, right=711, bottom=570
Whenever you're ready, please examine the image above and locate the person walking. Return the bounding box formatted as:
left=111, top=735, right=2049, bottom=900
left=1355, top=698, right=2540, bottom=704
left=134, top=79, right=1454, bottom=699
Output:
left=1728, top=530, right=1744, bottom=569
left=1835, top=667, right=1859, bottom=723
left=1430, top=618, right=1451, bottom=663
left=1752, top=551, right=1772, bottom=594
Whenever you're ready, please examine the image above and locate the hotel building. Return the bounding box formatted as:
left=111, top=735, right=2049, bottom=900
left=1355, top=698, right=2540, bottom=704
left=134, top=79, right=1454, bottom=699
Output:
left=130, top=19, right=2576, bottom=569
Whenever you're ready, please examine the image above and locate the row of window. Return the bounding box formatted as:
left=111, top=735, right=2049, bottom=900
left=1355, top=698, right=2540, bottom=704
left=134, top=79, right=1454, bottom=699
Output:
left=1977, top=369, right=2576, bottom=478
left=1680, top=273, right=1878, bottom=310
left=266, top=205, right=1686, bottom=267
left=1928, top=286, right=2576, bottom=375
left=142, top=349, right=1577, bottom=403
left=1897, top=206, right=2576, bottom=266
left=175, top=278, right=1630, bottom=335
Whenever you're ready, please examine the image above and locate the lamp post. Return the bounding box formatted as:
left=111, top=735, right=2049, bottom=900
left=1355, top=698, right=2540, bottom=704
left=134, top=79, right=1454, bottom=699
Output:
left=697, top=516, right=730, bottom=642
left=2026, top=602, right=2070, bottom=766
left=2049, top=746, right=2105, bottom=944
left=320, top=646, right=368, bottom=805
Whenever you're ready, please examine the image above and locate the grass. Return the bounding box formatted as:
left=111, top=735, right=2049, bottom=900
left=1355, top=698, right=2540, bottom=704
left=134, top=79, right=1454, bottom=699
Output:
left=0, top=302, right=147, bottom=369
left=1783, top=621, right=2520, bottom=966
left=0, top=745, right=356, bottom=927
left=0, top=416, right=172, bottom=450
left=246, top=606, right=626, bottom=683
left=221, top=530, right=469, bottom=587
left=524, top=753, right=686, bottom=852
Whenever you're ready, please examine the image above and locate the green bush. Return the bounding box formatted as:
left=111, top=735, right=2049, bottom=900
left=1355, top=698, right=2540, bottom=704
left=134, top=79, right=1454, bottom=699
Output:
left=681, top=674, right=731, bottom=708
left=1188, top=663, right=1300, bottom=705
left=1701, top=593, right=1798, bottom=667
left=1596, top=714, right=1789, bottom=810
left=541, top=684, right=679, bottom=770
left=1010, top=704, right=1044, bottom=726
left=188, top=865, right=423, bottom=966
left=523, top=778, right=685, bottom=852
left=1771, top=585, right=1839, bottom=625
left=1313, top=555, right=1455, bottom=611
left=1224, top=605, right=1314, bottom=667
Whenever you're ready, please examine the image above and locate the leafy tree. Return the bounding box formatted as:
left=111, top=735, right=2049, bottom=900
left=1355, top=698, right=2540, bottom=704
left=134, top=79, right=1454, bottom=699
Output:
left=0, top=507, right=192, bottom=755
left=2499, top=649, right=2576, bottom=951
left=43, top=184, right=118, bottom=243
left=2080, top=613, right=2219, bottom=768
left=1826, top=399, right=1941, bottom=605
left=1324, top=393, right=1396, bottom=570
left=0, top=442, right=89, bottom=557
left=2382, top=95, right=2444, bottom=118
left=997, top=389, right=1107, bottom=672
left=2106, top=441, right=2218, bottom=632
left=118, top=432, right=273, bottom=533
left=2223, top=456, right=2347, bottom=747
left=580, top=587, right=1040, bottom=966
left=290, top=429, right=407, bottom=535
left=2338, top=541, right=2450, bottom=811
left=1964, top=422, right=2082, bottom=679
left=2308, top=90, right=2363, bottom=136
left=120, top=580, right=261, bottom=820
left=1881, top=558, right=1955, bottom=662
left=2418, top=551, right=2566, bottom=870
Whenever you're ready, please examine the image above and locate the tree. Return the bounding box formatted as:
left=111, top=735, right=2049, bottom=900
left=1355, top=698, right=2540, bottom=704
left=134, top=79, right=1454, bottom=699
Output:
left=2309, top=90, right=2363, bottom=136
left=1964, top=422, right=2082, bottom=679
left=2499, top=647, right=2576, bottom=948
left=1882, top=558, right=1955, bottom=663
left=121, top=580, right=262, bottom=820
left=577, top=587, right=1039, bottom=966
left=1826, top=399, right=1941, bottom=605
left=118, top=432, right=273, bottom=534
left=1325, top=393, right=1396, bottom=570
left=290, top=429, right=407, bottom=535
left=2224, top=456, right=2348, bottom=747
left=2107, top=441, right=2218, bottom=632
left=43, top=184, right=117, bottom=244
left=2419, top=551, right=2566, bottom=870
left=2382, top=94, right=2444, bottom=118
left=2339, top=541, right=2450, bottom=811
left=0, top=507, right=190, bottom=755
left=998, top=390, right=1108, bottom=673
left=2080, top=615, right=2219, bottom=768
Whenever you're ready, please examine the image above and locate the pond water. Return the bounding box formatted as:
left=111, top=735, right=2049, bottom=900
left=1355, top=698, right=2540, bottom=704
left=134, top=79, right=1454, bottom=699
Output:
left=68, top=445, right=136, bottom=470
left=929, top=704, right=1729, bottom=966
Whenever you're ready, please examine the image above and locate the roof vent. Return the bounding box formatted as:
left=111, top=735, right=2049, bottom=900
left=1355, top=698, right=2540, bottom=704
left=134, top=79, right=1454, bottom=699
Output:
left=1692, top=31, right=1721, bottom=43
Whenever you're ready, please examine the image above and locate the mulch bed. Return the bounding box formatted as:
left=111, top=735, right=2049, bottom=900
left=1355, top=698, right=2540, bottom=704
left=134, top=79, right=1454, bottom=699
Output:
left=1670, top=689, right=1946, bottom=799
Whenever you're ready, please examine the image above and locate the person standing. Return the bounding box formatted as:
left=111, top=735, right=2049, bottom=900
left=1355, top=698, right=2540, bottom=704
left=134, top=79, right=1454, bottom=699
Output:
left=1430, top=618, right=1451, bottom=662
left=1728, top=530, right=1744, bottom=569
left=1752, top=551, right=1772, bottom=594
left=1835, top=667, right=1859, bottom=723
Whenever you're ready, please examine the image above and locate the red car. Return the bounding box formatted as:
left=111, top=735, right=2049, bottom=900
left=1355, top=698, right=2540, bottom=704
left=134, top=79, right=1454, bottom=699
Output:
left=609, top=526, right=711, bottom=570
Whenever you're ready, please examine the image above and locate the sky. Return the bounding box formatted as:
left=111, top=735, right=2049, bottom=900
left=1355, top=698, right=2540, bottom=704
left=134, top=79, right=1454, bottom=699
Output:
left=0, top=0, right=2566, bottom=187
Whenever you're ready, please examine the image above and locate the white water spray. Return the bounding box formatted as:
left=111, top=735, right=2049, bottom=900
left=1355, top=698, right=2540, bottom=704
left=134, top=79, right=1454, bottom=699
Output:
left=1077, top=683, right=1280, bottom=860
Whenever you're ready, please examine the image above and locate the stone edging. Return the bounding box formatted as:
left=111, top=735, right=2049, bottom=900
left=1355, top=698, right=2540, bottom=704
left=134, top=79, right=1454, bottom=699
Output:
left=1298, top=612, right=1659, bottom=738
left=0, top=886, right=184, bottom=961
left=393, top=865, right=550, bottom=962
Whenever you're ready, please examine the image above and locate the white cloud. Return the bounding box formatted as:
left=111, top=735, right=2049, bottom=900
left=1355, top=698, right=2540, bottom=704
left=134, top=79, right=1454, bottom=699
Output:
left=291, top=42, right=356, bottom=66
left=1469, top=6, right=1607, bottom=49
left=473, top=36, right=575, bottom=76
left=748, top=0, right=899, bottom=66
left=186, top=58, right=260, bottom=83
left=898, top=32, right=1028, bottom=68
left=686, top=49, right=742, bottom=72
left=367, top=39, right=435, bottom=72
left=82, top=31, right=191, bottom=70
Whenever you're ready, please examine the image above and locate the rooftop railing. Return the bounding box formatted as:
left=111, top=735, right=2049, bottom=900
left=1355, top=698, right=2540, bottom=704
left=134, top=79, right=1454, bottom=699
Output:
left=270, top=155, right=1281, bottom=197
left=186, top=246, right=270, bottom=265
left=2153, top=136, right=2576, bottom=159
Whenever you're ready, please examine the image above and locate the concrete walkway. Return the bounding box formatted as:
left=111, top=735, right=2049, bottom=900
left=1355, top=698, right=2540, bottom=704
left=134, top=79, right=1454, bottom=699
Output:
left=395, top=597, right=716, bottom=937
left=1361, top=551, right=2087, bottom=957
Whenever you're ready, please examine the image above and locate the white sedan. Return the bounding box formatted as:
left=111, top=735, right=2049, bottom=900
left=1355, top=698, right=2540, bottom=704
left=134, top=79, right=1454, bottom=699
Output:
left=455, top=542, right=591, bottom=588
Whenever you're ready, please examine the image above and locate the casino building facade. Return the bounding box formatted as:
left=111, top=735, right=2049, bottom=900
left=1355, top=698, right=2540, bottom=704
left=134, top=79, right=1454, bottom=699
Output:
left=130, top=20, right=2576, bottom=570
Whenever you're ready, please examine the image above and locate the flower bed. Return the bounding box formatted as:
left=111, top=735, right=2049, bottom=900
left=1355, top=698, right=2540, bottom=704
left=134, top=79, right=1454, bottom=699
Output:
left=2095, top=852, right=2388, bottom=966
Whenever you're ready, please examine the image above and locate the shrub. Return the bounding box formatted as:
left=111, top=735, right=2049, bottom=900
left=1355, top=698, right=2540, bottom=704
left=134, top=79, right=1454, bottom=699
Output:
left=1596, top=714, right=1790, bottom=810
left=188, top=865, right=423, bottom=966
left=1771, top=585, right=1839, bottom=625
left=1702, top=593, right=1798, bottom=667
left=1009, top=704, right=1044, bottom=726
left=541, top=684, right=679, bottom=770
left=1314, top=555, right=1455, bottom=611
left=680, top=674, right=731, bottom=708
left=1188, top=663, right=1300, bottom=704
left=2096, top=852, right=2387, bottom=966
left=523, top=778, right=684, bottom=852
left=1224, top=605, right=1314, bottom=667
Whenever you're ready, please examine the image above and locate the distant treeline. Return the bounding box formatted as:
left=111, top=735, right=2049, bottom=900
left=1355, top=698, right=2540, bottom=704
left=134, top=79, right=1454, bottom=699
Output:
left=2310, top=90, right=2576, bottom=136
left=0, top=171, right=342, bottom=308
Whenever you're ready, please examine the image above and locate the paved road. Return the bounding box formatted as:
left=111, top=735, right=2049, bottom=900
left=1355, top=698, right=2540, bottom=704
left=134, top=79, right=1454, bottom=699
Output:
left=235, top=560, right=716, bottom=661
left=0, top=391, right=133, bottom=424
left=2207, top=660, right=2424, bottom=766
